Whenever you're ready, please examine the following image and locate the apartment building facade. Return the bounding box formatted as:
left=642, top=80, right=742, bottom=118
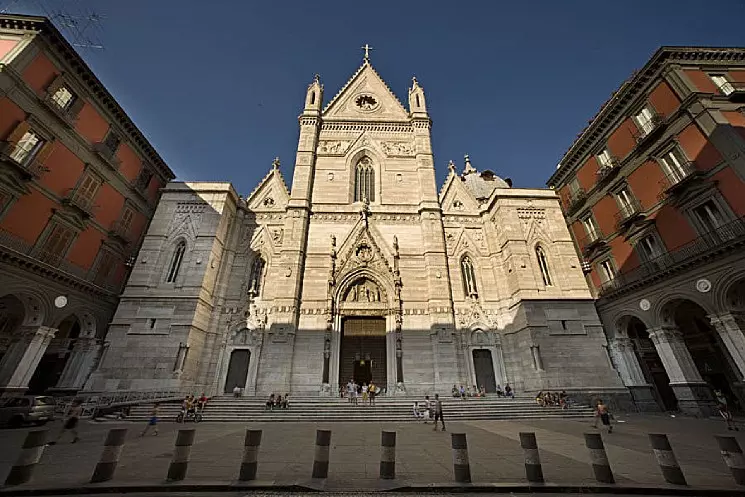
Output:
left=0, top=14, right=174, bottom=394
left=548, top=46, right=745, bottom=416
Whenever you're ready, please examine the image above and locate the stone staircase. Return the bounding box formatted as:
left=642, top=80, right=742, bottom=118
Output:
left=126, top=395, right=594, bottom=422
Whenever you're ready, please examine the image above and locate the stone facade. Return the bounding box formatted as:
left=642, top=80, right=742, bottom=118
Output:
left=89, top=59, right=627, bottom=402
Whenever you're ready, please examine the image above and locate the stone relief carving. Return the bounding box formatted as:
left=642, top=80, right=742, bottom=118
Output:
left=381, top=141, right=415, bottom=156
left=231, top=327, right=263, bottom=346
left=517, top=208, right=546, bottom=220
left=317, top=141, right=351, bottom=154
left=271, top=229, right=283, bottom=244
left=344, top=278, right=382, bottom=302
left=263, top=197, right=275, bottom=207
left=356, top=243, right=374, bottom=263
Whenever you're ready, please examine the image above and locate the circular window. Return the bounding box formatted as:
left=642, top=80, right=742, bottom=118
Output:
left=355, top=94, right=379, bottom=111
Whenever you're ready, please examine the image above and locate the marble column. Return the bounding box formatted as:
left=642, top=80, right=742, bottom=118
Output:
left=55, top=338, right=100, bottom=392
left=608, top=337, right=659, bottom=412
left=648, top=325, right=714, bottom=417
left=708, top=312, right=745, bottom=406
left=0, top=326, right=57, bottom=392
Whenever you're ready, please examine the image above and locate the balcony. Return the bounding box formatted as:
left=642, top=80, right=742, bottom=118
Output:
left=42, top=95, right=79, bottom=125
left=566, top=188, right=587, bottom=216
left=657, top=161, right=702, bottom=199
left=595, top=157, right=622, bottom=187
left=0, top=141, right=49, bottom=180
left=62, top=189, right=96, bottom=218
left=109, top=220, right=132, bottom=244
left=614, top=199, right=644, bottom=231
left=580, top=231, right=607, bottom=258
left=92, top=142, right=121, bottom=169
left=631, top=113, right=666, bottom=150
left=0, top=228, right=123, bottom=293
left=599, top=215, right=745, bottom=298
left=720, top=81, right=745, bottom=103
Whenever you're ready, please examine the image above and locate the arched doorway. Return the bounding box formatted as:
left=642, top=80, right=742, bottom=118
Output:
left=28, top=315, right=80, bottom=393
left=224, top=349, right=251, bottom=393
left=625, top=317, right=677, bottom=411
left=669, top=299, right=742, bottom=411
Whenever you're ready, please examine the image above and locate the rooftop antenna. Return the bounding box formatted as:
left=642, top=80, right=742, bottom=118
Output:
left=39, top=0, right=105, bottom=51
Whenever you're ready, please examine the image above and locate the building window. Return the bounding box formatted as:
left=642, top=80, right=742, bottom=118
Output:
left=535, top=245, right=552, bottom=286
left=460, top=255, right=478, bottom=298
left=693, top=200, right=725, bottom=233
left=598, top=259, right=616, bottom=283
left=249, top=257, right=265, bottom=296
left=37, top=223, right=75, bottom=264
left=166, top=240, right=186, bottom=283
left=582, top=215, right=600, bottom=241
left=616, top=187, right=638, bottom=217
left=72, top=173, right=101, bottom=209
left=134, top=167, right=153, bottom=191
left=636, top=234, right=663, bottom=263
left=597, top=148, right=615, bottom=169
left=9, top=130, right=43, bottom=164
left=568, top=177, right=581, bottom=194
left=710, top=74, right=734, bottom=96
left=50, top=85, right=77, bottom=110
left=658, top=147, right=691, bottom=184
left=102, top=130, right=121, bottom=154
left=148, top=318, right=157, bottom=329
left=354, top=156, right=375, bottom=202
left=93, top=250, right=116, bottom=286
left=633, top=105, right=657, bottom=136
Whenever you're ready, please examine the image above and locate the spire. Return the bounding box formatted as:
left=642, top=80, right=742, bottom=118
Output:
left=272, top=157, right=280, bottom=170
left=463, top=154, right=476, bottom=175
left=408, top=74, right=428, bottom=116
left=304, top=73, right=323, bottom=114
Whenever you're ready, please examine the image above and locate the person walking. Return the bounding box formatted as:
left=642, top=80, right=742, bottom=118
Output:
left=593, top=399, right=613, bottom=433
left=715, top=389, right=738, bottom=431
left=369, top=381, right=376, bottom=405
left=422, top=395, right=431, bottom=424
left=49, top=399, right=82, bottom=445
left=361, top=383, right=369, bottom=405
left=140, top=403, right=159, bottom=436
left=432, top=394, right=445, bottom=431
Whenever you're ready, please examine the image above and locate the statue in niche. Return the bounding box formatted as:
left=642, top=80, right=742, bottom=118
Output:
left=345, top=278, right=382, bottom=302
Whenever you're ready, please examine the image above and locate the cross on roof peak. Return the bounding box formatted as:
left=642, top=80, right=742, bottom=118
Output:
left=362, top=43, right=374, bottom=61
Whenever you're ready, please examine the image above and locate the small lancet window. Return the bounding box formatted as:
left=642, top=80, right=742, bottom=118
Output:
left=166, top=240, right=186, bottom=283
left=249, top=257, right=266, bottom=296
left=536, top=245, right=552, bottom=286
left=310, top=91, right=316, bottom=105
left=415, top=94, right=420, bottom=108
left=461, top=256, right=478, bottom=298
left=354, top=156, right=375, bottom=202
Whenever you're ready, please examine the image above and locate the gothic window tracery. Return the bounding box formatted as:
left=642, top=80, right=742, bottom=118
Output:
left=354, top=156, right=375, bottom=202
left=249, top=257, right=266, bottom=296
left=461, top=255, right=478, bottom=298
left=536, top=245, right=552, bottom=286
left=166, top=240, right=186, bottom=283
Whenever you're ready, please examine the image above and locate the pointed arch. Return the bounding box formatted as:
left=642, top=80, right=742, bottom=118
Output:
left=535, top=244, right=552, bottom=287
left=335, top=268, right=394, bottom=308
left=166, top=238, right=187, bottom=283
left=248, top=255, right=266, bottom=296
left=354, top=156, right=375, bottom=202
left=460, top=254, right=479, bottom=298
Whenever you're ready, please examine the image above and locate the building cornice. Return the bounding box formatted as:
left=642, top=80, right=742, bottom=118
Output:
left=0, top=14, right=175, bottom=183
left=548, top=46, right=745, bottom=188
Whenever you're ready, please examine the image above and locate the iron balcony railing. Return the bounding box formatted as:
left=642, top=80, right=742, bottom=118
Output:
left=92, top=142, right=121, bottom=169
left=599, top=215, right=745, bottom=297
left=0, top=227, right=122, bottom=293
left=566, top=188, right=587, bottom=215
left=0, top=141, right=50, bottom=179
left=579, top=230, right=606, bottom=256
left=632, top=113, right=665, bottom=143
left=596, top=157, right=622, bottom=186
left=614, top=198, right=644, bottom=231
left=110, top=220, right=132, bottom=243
left=63, top=188, right=96, bottom=217
left=657, top=161, right=700, bottom=196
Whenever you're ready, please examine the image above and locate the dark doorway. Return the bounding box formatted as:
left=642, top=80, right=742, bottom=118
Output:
left=472, top=349, right=497, bottom=392
left=340, top=317, right=387, bottom=388
left=627, top=317, right=677, bottom=411
left=224, top=349, right=251, bottom=393
left=28, top=317, right=80, bottom=394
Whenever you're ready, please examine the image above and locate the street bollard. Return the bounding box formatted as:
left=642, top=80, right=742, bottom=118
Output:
left=584, top=432, right=614, bottom=484
left=451, top=433, right=471, bottom=483
left=716, top=435, right=745, bottom=486
left=4, top=430, right=47, bottom=486
left=379, top=431, right=396, bottom=480
left=312, top=429, right=331, bottom=479
left=90, top=428, right=128, bottom=483
left=166, top=429, right=196, bottom=482
left=519, top=432, right=544, bottom=483
left=649, top=433, right=686, bottom=485
left=238, top=429, right=262, bottom=481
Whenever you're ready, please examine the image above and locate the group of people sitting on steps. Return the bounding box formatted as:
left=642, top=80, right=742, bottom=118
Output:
left=451, top=383, right=514, bottom=398
left=535, top=390, right=569, bottom=409
left=265, top=393, right=290, bottom=410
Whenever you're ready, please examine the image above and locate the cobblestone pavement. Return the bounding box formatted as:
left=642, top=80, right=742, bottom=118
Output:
left=0, top=413, right=740, bottom=491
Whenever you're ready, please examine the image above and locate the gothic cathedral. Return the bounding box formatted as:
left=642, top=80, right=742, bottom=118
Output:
left=87, top=56, right=627, bottom=402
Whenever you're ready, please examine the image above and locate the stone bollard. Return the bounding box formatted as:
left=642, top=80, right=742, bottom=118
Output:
left=379, top=431, right=396, bottom=479
left=91, top=428, right=128, bottom=483
left=238, top=429, right=262, bottom=481
left=451, top=433, right=471, bottom=483
left=584, top=432, right=614, bottom=484
left=312, top=429, right=331, bottom=479
left=166, top=429, right=196, bottom=482
left=716, top=435, right=745, bottom=486
left=649, top=433, right=686, bottom=485
left=4, top=430, right=47, bottom=486
left=519, top=432, right=544, bottom=483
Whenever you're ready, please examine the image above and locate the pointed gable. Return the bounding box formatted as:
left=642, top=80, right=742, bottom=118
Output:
left=245, top=162, right=290, bottom=212
left=323, top=61, right=410, bottom=122
left=439, top=169, right=481, bottom=215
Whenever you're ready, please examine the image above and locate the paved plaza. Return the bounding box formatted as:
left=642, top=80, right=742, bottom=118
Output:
left=0, top=414, right=741, bottom=492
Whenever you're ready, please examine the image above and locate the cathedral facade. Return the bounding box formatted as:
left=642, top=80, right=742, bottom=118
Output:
left=87, top=58, right=627, bottom=402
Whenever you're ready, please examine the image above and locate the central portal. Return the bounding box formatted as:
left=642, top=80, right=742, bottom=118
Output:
left=340, top=317, right=387, bottom=389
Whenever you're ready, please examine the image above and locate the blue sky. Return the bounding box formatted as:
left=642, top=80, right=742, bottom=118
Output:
left=7, top=0, right=745, bottom=193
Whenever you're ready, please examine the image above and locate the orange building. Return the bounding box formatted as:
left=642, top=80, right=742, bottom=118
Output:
left=0, top=14, right=174, bottom=395
left=548, top=46, right=745, bottom=416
